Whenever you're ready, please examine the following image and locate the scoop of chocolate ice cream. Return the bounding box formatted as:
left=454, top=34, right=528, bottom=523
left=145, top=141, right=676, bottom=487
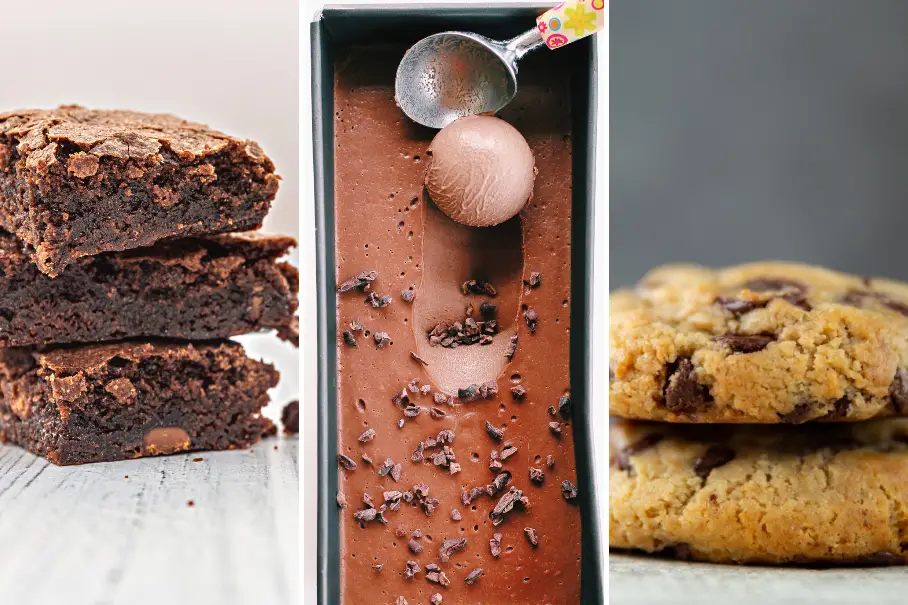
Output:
left=424, top=115, right=535, bottom=227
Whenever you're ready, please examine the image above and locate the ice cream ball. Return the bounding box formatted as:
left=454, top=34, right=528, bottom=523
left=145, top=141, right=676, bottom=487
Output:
left=424, top=115, right=536, bottom=227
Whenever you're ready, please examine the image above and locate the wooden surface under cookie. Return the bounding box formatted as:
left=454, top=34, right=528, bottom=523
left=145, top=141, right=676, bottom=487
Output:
left=0, top=437, right=298, bottom=605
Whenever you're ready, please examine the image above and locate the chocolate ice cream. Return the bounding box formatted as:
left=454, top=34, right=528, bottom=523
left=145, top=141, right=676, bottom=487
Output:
left=334, top=44, right=580, bottom=605
left=425, top=115, right=536, bottom=227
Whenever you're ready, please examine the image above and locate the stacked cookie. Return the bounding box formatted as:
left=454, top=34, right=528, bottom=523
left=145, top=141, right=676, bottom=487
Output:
left=609, top=262, right=908, bottom=564
left=0, top=106, right=298, bottom=465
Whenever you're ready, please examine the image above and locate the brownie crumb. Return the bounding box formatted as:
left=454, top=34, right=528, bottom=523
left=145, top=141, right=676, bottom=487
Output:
left=524, top=527, right=540, bottom=547
left=401, top=288, right=416, bottom=303
left=524, top=272, right=542, bottom=288
left=439, top=537, right=468, bottom=562
left=282, top=400, right=300, bottom=434
left=338, top=454, right=357, bottom=471
left=505, top=335, right=519, bottom=359
left=490, top=533, right=502, bottom=558
left=524, top=309, right=539, bottom=332
left=374, top=332, right=391, bottom=348
left=337, top=270, right=377, bottom=293
left=451, top=509, right=462, bottom=521
left=511, top=385, right=527, bottom=400
left=485, top=420, right=505, bottom=441
left=561, top=480, right=578, bottom=501
left=529, top=467, right=545, bottom=485
left=411, top=351, right=430, bottom=366
left=462, top=279, right=497, bottom=296
left=358, top=428, right=376, bottom=443
left=403, top=560, right=421, bottom=580
left=408, top=539, right=423, bottom=554
left=343, top=331, right=357, bottom=346
left=464, top=568, right=484, bottom=585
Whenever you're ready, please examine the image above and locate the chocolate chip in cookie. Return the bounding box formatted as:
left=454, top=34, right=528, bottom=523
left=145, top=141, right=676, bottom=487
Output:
left=779, top=402, right=812, bottom=424
left=663, top=358, right=712, bottom=414
left=693, top=445, right=735, bottom=478
left=614, top=433, right=663, bottom=472
left=890, top=368, right=908, bottom=414
left=714, top=334, right=775, bottom=354
left=742, top=277, right=807, bottom=293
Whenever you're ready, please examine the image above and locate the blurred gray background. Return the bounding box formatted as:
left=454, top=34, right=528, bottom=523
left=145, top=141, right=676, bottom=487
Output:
left=611, top=0, right=908, bottom=287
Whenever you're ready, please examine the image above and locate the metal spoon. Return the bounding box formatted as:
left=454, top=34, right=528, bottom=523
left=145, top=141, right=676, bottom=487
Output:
left=396, top=0, right=604, bottom=129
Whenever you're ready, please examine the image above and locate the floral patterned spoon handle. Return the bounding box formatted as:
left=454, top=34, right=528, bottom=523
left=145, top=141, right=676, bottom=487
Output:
left=537, top=0, right=606, bottom=50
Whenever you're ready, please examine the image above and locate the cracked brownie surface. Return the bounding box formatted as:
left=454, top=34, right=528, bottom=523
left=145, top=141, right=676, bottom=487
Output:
left=609, top=418, right=908, bottom=564
left=0, top=106, right=278, bottom=276
left=610, top=262, right=908, bottom=423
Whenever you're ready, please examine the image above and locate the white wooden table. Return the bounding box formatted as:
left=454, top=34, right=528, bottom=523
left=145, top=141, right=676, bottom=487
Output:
left=0, top=437, right=299, bottom=605
left=610, top=554, right=907, bottom=605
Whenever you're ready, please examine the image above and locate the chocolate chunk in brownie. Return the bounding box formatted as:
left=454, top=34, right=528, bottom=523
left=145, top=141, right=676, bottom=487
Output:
left=0, top=106, right=278, bottom=276
left=0, top=339, right=277, bottom=465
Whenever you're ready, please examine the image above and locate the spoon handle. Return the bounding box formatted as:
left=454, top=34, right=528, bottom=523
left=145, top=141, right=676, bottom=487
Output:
left=536, top=0, right=605, bottom=49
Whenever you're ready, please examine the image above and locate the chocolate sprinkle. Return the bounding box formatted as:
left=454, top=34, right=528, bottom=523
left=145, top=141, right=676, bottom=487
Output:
left=464, top=568, right=484, bottom=585
left=561, top=480, right=578, bottom=501
left=529, top=467, right=545, bottom=485
left=524, top=527, right=540, bottom=548
left=338, top=455, right=357, bottom=471
left=439, top=537, right=468, bottom=562
left=490, top=533, right=502, bottom=558
left=524, top=309, right=539, bottom=333
left=485, top=421, right=505, bottom=441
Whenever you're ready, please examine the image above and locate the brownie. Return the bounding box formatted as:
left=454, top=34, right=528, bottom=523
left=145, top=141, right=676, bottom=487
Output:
left=0, top=106, right=279, bottom=276
left=0, top=229, right=299, bottom=347
left=0, top=339, right=278, bottom=465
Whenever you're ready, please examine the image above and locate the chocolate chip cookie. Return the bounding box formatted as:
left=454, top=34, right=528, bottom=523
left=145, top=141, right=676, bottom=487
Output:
left=610, top=262, right=908, bottom=423
left=609, top=418, right=908, bottom=564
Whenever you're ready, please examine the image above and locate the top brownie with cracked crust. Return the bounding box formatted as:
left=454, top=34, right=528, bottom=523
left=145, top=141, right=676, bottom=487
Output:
left=610, top=261, right=908, bottom=423
left=0, top=106, right=279, bottom=276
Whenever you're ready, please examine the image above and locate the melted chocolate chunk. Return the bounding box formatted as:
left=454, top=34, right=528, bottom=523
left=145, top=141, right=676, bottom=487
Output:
left=825, top=397, right=852, bottom=420
left=714, top=334, right=775, bottom=354
left=438, top=537, right=468, bottom=562
left=742, top=277, right=806, bottom=293
left=715, top=297, right=761, bottom=317
left=464, top=568, right=484, bottom=585
left=890, top=368, right=908, bottom=414
left=779, top=402, right=812, bottom=424
left=693, top=445, right=736, bottom=478
left=663, top=358, right=712, bottom=414
left=524, top=527, right=540, bottom=548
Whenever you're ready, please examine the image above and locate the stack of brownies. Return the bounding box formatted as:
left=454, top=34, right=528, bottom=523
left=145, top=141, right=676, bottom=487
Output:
left=610, top=262, right=908, bottom=565
left=0, top=106, right=298, bottom=465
